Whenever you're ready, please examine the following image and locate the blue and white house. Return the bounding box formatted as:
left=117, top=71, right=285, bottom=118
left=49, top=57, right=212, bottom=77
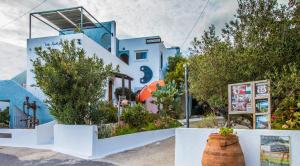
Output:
left=0, top=6, right=179, bottom=128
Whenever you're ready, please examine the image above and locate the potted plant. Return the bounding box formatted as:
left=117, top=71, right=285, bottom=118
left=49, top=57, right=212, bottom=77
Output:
left=202, top=127, right=245, bottom=166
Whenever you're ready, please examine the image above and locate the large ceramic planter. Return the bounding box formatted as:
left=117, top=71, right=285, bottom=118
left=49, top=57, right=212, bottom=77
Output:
left=202, top=133, right=245, bottom=166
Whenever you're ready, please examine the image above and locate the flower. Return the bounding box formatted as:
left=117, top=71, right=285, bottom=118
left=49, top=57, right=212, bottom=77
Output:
left=282, top=124, right=289, bottom=129
left=271, top=114, right=276, bottom=121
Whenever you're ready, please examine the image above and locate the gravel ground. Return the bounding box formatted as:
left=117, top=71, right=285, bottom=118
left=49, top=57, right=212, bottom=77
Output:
left=0, top=137, right=175, bottom=166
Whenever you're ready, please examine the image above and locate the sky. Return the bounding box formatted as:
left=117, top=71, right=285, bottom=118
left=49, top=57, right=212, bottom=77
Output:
left=0, top=0, right=286, bottom=80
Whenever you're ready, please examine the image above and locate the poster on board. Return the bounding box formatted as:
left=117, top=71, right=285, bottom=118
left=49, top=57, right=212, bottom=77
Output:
left=230, top=83, right=252, bottom=113
left=255, top=82, right=269, bottom=98
left=260, top=135, right=290, bottom=166
left=256, top=115, right=269, bottom=129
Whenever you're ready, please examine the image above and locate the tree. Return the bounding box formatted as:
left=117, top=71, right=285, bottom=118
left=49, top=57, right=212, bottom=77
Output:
left=32, top=40, right=116, bottom=124
left=188, top=0, right=300, bottom=112
left=152, top=81, right=179, bottom=116
left=164, top=54, right=187, bottom=90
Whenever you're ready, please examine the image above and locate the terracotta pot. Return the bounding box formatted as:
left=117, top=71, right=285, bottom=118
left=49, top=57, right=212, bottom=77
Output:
left=202, top=133, right=245, bottom=166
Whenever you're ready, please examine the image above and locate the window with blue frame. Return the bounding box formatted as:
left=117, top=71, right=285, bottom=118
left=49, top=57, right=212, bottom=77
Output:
left=135, top=51, right=148, bottom=60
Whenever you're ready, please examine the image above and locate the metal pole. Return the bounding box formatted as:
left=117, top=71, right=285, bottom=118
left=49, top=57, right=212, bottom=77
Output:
left=184, top=64, right=189, bottom=128
left=80, top=7, right=83, bottom=30
left=29, top=14, right=31, bottom=39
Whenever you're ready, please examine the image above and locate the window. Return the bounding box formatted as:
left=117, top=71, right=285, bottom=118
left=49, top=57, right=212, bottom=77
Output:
left=120, top=53, right=129, bottom=65
left=135, top=51, right=148, bottom=60
left=160, top=53, right=163, bottom=69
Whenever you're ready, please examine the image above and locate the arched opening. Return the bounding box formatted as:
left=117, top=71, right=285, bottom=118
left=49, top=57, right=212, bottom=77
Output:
left=120, top=53, right=129, bottom=65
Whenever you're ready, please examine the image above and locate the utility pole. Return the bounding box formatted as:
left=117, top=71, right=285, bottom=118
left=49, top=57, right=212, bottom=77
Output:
left=184, top=64, right=189, bottom=128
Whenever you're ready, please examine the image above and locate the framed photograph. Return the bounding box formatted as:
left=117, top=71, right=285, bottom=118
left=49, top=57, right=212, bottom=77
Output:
left=256, top=115, right=269, bottom=129
left=230, top=83, right=252, bottom=113
left=255, top=82, right=269, bottom=98
left=256, top=99, right=269, bottom=113
left=260, top=135, right=290, bottom=166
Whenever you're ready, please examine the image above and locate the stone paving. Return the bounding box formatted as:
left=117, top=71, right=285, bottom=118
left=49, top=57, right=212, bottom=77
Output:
left=0, top=137, right=175, bottom=166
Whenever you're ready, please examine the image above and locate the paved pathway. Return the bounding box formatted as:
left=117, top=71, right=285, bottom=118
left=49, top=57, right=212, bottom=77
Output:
left=0, top=137, right=175, bottom=166
left=101, top=137, right=175, bottom=166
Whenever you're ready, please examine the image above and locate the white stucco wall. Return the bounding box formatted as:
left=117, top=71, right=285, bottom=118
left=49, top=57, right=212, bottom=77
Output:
left=51, top=124, right=175, bottom=159
left=53, top=124, right=98, bottom=158
left=0, top=121, right=56, bottom=147
left=94, top=128, right=175, bottom=158
left=0, top=129, right=37, bottom=147
left=36, top=121, right=56, bottom=144
left=175, top=128, right=300, bottom=166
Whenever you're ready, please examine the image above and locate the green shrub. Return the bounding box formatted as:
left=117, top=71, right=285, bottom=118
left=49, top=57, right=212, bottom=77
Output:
left=114, top=87, right=136, bottom=101
left=197, top=113, right=217, bottom=128
left=91, top=101, right=118, bottom=125
left=267, top=65, right=300, bottom=129
left=0, top=107, right=9, bottom=125
left=98, top=124, right=114, bottom=139
left=219, top=127, right=233, bottom=136
left=114, top=124, right=138, bottom=136
left=122, top=104, right=149, bottom=128
left=153, top=116, right=182, bottom=129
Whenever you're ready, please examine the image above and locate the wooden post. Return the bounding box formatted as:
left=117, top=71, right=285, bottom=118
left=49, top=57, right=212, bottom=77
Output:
left=128, top=79, right=132, bottom=101
left=122, top=76, right=125, bottom=97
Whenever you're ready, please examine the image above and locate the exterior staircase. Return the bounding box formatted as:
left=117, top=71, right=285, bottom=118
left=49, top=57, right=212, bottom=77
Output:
left=0, top=80, right=53, bottom=128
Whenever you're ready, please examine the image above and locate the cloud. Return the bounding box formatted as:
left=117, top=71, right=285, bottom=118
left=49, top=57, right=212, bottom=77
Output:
left=0, top=41, right=26, bottom=80
left=0, top=0, right=239, bottom=79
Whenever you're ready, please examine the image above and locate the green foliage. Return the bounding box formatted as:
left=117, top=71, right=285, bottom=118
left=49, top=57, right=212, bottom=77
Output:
left=114, top=87, right=135, bottom=101
left=188, top=0, right=300, bottom=114
left=165, top=54, right=187, bottom=89
left=114, top=124, right=138, bottom=136
left=219, top=127, right=233, bottom=136
left=91, top=101, right=118, bottom=125
left=0, top=107, right=9, bottom=126
left=152, top=116, right=182, bottom=129
left=267, top=65, right=300, bottom=129
left=114, top=116, right=182, bottom=136
left=112, top=104, right=182, bottom=137
left=121, top=104, right=149, bottom=128
left=197, top=113, right=218, bottom=128
left=152, top=81, right=179, bottom=116
left=32, top=40, right=116, bottom=124
left=98, top=124, right=115, bottom=139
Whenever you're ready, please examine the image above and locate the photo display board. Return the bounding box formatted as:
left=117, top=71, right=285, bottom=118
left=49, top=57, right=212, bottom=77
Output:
left=228, top=80, right=271, bottom=129
left=260, top=135, right=290, bottom=166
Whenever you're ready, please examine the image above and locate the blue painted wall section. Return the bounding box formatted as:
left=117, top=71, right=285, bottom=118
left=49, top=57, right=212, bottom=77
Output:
left=61, top=22, right=112, bottom=51
left=0, top=80, right=53, bottom=128
left=140, top=66, right=153, bottom=84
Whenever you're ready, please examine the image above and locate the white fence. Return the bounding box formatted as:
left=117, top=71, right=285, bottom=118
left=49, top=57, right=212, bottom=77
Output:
left=175, top=128, right=300, bottom=166
left=0, top=121, right=55, bottom=147
left=53, top=124, right=175, bottom=159
left=94, top=128, right=175, bottom=158
left=0, top=123, right=175, bottom=159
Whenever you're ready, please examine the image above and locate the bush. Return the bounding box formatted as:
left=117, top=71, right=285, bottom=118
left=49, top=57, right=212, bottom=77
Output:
left=91, top=101, right=118, bottom=125
left=267, top=65, right=300, bottom=129
left=122, top=104, right=149, bottom=128
left=114, top=87, right=136, bottom=101
left=98, top=123, right=115, bottom=139
left=114, top=124, right=138, bottom=136
left=0, top=107, right=9, bottom=127
left=197, top=113, right=218, bottom=128
left=153, top=116, right=182, bottom=129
